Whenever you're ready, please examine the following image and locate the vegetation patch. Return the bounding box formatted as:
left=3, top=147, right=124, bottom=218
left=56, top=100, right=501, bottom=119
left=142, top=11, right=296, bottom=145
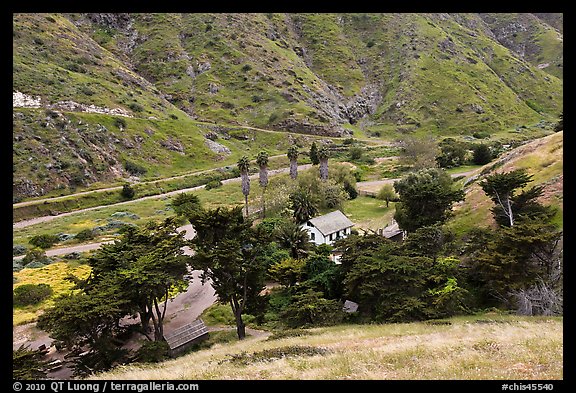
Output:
left=223, top=345, right=330, bottom=366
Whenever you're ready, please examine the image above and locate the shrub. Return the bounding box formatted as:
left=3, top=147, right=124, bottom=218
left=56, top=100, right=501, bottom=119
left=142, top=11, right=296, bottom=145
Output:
left=13, top=245, right=27, bottom=256
left=124, top=161, right=147, bottom=175
left=28, top=234, right=59, bottom=249
left=75, top=229, right=95, bottom=241
left=280, top=288, right=345, bottom=327
left=129, top=102, right=144, bottom=112
left=204, top=179, right=223, bottom=190
left=472, top=144, right=492, bottom=165
left=113, top=117, right=127, bottom=129
left=135, top=341, right=170, bottom=363
left=120, top=184, right=135, bottom=199
left=21, top=248, right=50, bottom=266
left=13, top=284, right=53, bottom=307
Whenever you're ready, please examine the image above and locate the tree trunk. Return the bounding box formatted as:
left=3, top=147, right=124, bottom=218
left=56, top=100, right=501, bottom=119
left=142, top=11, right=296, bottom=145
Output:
left=506, top=197, right=514, bottom=227
left=230, top=297, right=246, bottom=340
left=320, top=159, right=328, bottom=181
left=290, top=160, right=297, bottom=179
left=244, top=194, right=249, bottom=217
left=261, top=188, right=266, bottom=218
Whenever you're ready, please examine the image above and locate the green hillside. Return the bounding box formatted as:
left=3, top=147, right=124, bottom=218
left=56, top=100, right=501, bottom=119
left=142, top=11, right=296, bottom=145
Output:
left=13, top=13, right=563, bottom=201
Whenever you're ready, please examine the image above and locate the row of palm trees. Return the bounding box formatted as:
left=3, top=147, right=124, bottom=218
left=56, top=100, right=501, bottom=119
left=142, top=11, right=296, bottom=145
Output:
left=236, top=143, right=330, bottom=218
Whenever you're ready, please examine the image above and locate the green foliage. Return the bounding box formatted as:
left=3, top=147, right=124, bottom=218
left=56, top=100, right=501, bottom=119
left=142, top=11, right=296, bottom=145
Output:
left=38, top=218, right=189, bottom=374
left=399, top=135, right=439, bottom=170
left=479, top=169, right=554, bottom=227
left=29, top=233, right=59, bottom=249
left=124, top=160, right=147, bottom=176
left=274, top=219, right=312, bottom=259
left=170, top=192, right=201, bottom=217
left=13, top=283, right=54, bottom=306
left=436, top=138, right=468, bottom=168
left=289, top=188, right=319, bottom=224
left=394, top=168, right=465, bottom=232
left=280, top=288, right=345, bottom=327
left=135, top=340, right=170, bottom=363
left=472, top=144, right=492, bottom=165
left=121, top=183, right=136, bottom=199
left=340, top=235, right=468, bottom=321
left=113, top=117, right=127, bottom=129
left=22, top=247, right=51, bottom=266
left=204, top=179, right=223, bottom=190
left=75, top=228, right=95, bottom=241
left=267, top=258, right=306, bottom=287
left=189, top=206, right=266, bottom=339
left=13, top=244, right=27, bottom=256
left=13, top=345, right=50, bottom=380
left=309, top=141, right=320, bottom=165
left=463, top=219, right=563, bottom=308
left=376, top=184, right=397, bottom=207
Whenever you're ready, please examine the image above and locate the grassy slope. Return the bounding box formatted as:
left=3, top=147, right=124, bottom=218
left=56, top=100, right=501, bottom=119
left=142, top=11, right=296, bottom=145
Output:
left=91, top=313, right=562, bottom=380
left=447, top=131, right=563, bottom=235
left=478, top=13, right=563, bottom=80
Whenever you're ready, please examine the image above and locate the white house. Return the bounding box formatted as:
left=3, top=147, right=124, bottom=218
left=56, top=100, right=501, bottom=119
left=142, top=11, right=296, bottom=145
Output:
left=301, top=210, right=354, bottom=246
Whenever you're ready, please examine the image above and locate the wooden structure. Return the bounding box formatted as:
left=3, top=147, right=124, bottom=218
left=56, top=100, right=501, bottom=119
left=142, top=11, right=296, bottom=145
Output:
left=163, top=319, right=209, bottom=357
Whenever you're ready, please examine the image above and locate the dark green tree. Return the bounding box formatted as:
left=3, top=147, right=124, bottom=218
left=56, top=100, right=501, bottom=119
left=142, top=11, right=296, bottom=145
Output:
left=339, top=235, right=468, bottom=321
left=170, top=192, right=201, bottom=217
left=436, top=138, right=467, bottom=168
left=472, top=144, right=492, bottom=165
left=403, top=224, right=455, bottom=263
left=121, top=183, right=135, bottom=199
left=189, top=206, right=266, bottom=339
left=309, top=141, right=320, bottom=165
left=393, top=168, right=465, bottom=232
left=479, top=169, right=554, bottom=227
left=463, top=219, right=563, bottom=309
left=280, top=288, right=344, bottom=327
left=85, top=218, right=190, bottom=341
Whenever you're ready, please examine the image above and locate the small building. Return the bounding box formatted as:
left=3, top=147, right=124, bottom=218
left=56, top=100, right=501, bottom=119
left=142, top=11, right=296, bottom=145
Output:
left=301, top=210, right=355, bottom=246
left=163, top=319, right=209, bottom=357
left=378, top=220, right=405, bottom=242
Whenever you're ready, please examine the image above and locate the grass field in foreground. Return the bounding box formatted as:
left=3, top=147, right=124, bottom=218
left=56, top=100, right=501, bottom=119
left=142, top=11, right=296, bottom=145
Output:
left=90, top=313, right=562, bottom=380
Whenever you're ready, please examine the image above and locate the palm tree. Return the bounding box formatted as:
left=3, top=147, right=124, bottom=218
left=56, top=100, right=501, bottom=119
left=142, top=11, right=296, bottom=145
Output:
left=287, top=146, right=299, bottom=180
left=237, top=156, right=250, bottom=217
left=275, top=219, right=311, bottom=259
left=289, top=188, right=319, bottom=224
left=256, top=151, right=269, bottom=218
left=318, top=145, right=329, bottom=181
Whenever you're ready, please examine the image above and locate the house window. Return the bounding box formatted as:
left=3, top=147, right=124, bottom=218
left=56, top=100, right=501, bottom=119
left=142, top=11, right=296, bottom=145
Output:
left=310, top=232, right=315, bottom=241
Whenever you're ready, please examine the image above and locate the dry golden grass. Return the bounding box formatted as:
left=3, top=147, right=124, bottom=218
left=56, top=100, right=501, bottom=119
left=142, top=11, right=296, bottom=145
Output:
left=90, top=314, right=562, bottom=380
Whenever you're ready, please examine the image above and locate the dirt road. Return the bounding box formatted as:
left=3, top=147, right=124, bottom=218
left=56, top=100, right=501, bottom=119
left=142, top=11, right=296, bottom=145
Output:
left=13, top=164, right=313, bottom=230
